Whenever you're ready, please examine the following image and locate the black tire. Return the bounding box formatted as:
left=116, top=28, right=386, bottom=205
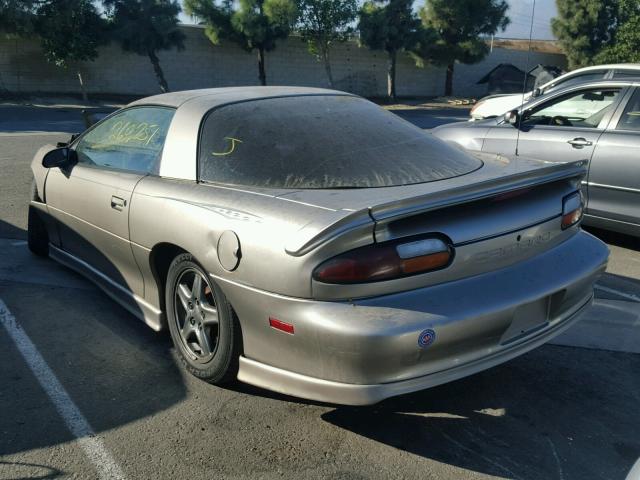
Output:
left=27, top=180, right=49, bottom=257
left=166, top=253, right=241, bottom=384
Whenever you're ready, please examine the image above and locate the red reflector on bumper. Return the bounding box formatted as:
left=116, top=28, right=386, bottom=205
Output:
left=269, top=317, right=294, bottom=334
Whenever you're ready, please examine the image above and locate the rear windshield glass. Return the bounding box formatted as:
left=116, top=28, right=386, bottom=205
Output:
left=198, top=95, right=482, bottom=189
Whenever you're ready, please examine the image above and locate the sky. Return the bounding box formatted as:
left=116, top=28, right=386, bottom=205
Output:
left=179, top=0, right=558, bottom=41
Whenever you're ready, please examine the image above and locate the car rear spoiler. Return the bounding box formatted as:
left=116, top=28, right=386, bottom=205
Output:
left=284, top=158, right=588, bottom=257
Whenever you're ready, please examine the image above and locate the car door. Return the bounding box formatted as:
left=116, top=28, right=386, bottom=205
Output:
left=587, top=87, right=640, bottom=227
left=482, top=86, right=626, bottom=172
left=45, top=106, right=175, bottom=295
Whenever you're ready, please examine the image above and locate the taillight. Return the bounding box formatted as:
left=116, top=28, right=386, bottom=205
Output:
left=313, top=236, right=453, bottom=284
left=561, top=191, right=584, bottom=230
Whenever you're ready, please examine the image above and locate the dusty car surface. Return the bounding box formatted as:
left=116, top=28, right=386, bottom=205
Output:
left=434, top=80, right=640, bottom=237
left=28, top=87, right=608, bottom=405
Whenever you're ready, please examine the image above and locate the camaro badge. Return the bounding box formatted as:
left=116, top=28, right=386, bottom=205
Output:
left=418, top=329, right=436, bottom=348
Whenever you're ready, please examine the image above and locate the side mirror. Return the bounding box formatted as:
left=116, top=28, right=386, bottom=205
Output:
left=42, top=147, right=76, bottom=169
left=532, top=87, right=542, bottom=98
left=505, top=110, right=520, bottom=126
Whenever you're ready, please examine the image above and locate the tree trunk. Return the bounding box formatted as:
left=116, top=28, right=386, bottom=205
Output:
left=258, top=47, right=267, bottom=86
left=148, top=50, right=169, bottom=93
left=445, top=63, right=454, bottom=97
left=321, top=45, right=334, bottom=88
left=387, top=50, right=397, bottom=100
left=77, top=69, right=88, bottom=103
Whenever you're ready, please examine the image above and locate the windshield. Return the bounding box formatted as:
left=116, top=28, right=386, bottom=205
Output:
left=198, top=95, right=482, bottom=189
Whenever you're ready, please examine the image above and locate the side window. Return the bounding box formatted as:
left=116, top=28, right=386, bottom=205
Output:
left=74, top=107, right=175, bottom=174
left=522, top=88, right=620, bottom=128
left=613, top=69, right=640, bottom=80
left=546, top=71, right=607, bottom=93
left=616, top=89, right=640, bottom=131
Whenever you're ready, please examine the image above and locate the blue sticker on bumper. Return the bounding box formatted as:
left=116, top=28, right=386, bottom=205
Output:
left=418, top=329, right=436, bottom=348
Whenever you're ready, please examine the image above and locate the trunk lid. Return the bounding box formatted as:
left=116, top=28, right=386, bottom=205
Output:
left=283, top=153, right=587, bottom=257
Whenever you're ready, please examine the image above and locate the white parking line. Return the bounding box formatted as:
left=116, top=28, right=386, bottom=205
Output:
left=0, top=298, right=126, bottom=480
left=594, top=285, right=640, bottom=303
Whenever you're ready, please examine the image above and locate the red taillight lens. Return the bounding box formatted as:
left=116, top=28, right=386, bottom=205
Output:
left=561, top=191, right=584, bottom=230
left=313, top=237, right=453, bottom=284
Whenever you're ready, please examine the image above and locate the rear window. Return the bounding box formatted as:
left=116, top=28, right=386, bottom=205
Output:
left=197, top=95, right=482, bottom=189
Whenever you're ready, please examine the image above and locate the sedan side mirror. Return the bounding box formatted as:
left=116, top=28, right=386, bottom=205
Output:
left=42, top=147, right=76, bottom=169
left=532, top=87, right=542, bottom=98
left=505, top=110, right=520, bottom=126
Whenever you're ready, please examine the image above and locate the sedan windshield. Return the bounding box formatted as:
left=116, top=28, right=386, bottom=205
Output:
left=198, top=95, right=482, bottom=189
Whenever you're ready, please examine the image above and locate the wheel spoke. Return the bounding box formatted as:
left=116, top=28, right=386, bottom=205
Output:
left=195, top=326, right=212, bottom=356
left=177, top=283, right=192, bottom=310
left=181, top=318, right=194, bottom=339
left=192, top=275, right=203, bottom=301
left=201, top=303, right=218, bottom=326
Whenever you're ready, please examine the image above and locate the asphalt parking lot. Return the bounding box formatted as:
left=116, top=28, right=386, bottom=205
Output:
left=1, top=104, right=639, bottom=480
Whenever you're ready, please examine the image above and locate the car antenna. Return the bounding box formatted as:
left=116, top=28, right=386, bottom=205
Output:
left=516, top=0, right=537, bottom=157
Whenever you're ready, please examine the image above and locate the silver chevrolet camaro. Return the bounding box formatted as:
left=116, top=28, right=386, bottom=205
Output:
left=28, top=87, right=608, bottom=405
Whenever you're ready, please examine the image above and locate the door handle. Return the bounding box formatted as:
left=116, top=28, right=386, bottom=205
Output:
left=567, top=137, right=593, bottom=148
left=110, top=195, right=126, bottom=211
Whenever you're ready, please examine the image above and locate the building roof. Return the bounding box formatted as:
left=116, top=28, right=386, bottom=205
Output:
left=477, top=64, right=530, bottom=84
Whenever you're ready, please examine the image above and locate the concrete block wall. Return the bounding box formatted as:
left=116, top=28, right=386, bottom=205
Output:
left=0, top=24, right=566, bottom=99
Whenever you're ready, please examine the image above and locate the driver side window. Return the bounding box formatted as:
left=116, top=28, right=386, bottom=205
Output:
left=74, top=106, right=175, bottom=174
left=521, top=88, right=620, bottom=129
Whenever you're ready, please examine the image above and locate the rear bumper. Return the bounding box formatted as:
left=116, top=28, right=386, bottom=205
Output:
left=221, top=230, right=608, bottom=405
left=238, top=294, right=591, bottom=406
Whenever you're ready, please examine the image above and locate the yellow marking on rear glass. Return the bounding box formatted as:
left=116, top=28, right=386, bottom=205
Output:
left=212, top=137, right=243, bottom=156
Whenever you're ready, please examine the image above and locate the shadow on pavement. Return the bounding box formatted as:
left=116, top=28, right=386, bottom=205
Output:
left=322, top=345, right=640, bottom=480
left=0, top=105, right=86, bottom=134
left=585, top=226, right=640, bottom=252
left=0, top=220, right=26, bottom=240
left=0, top=221, right=188, bottom=457
left=0, top=461, right=63, bottom=479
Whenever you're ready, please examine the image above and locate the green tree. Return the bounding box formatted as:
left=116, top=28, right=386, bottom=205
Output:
left=420, top=0, right=509, bottom=97
left=0, top=0, right=38, bottom=35
left=186, top=0, right=298, bottom=86
left=358, top=0, right=424, bottom=100
left=551, top=0, right=618, bottom=69
left=35, top=0, right=108, bottom=101
left=296, top=0, right=358, bottom=88
left=104, top=0, right=185, bottom=93
left=595, top=0, right=640, bottom=63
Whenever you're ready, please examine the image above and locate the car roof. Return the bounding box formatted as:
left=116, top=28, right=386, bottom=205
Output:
left=127, top=86, right=355, bottom=109
left=541, top=64, right=640, bottom=90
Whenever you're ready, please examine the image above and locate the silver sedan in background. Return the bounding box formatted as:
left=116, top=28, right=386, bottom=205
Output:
left=434, top=80, right=640, bottom=237
left=28, top=87, right=608, bottom=405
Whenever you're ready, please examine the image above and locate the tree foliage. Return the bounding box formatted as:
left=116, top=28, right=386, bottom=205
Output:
left=296, top=0, right=358, bottom=87
left=358, top=0, right=424, bottom=100
left=551, top=0, right=618, bottom=69
left=420, top=0, right=509, bottom=96
left=36, top=0, right=108, bottom=67
left=34, top=0, right=108, bottom=100
left=595, top=0, right=640, bottom=64
left=186, top=0, right=297, bottom=86
left=104, top=0, right=185, bottom=93
left=0, top=0, right=39, bottom=35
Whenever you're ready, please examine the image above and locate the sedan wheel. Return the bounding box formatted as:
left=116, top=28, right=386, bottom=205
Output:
left=174, top=268, right=220, bottom=361
left=166, top=253, right=241, bottom=383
